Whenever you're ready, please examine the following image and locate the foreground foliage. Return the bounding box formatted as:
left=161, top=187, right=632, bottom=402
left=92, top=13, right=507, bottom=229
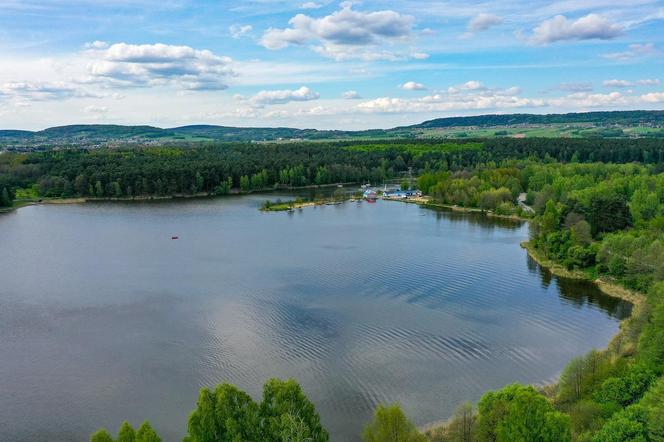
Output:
left=91, top=379, right=327, bottom=442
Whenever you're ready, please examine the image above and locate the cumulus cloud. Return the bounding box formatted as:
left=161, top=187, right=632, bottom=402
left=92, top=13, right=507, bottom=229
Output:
left=603, top=79, right=633, bottom=88
left=243, top=86, right=320, bottom=106
left=401, top=81, right=425, bottom=91
left=547, top=91, right=629, bottom=107
left=259, top=3, right=416, bottom=61
left=603, top=43, right=658, bottom=61
left=530, top=14, right=623, bottom=44
left=468, top=13, right=503, bottom=32
left=356, top=83, right=539, bottom=114
left=342, top=90, right=361, bottom=99
left=300, top=1, right=322, bottom=9
left=84, top=40, right=109, bottom=49
left=447, top=80, right=487, bottom=93
left=603, top=78, right=660, bottom=88
left=642, top=92, right=664, bottom=103
left=85, top=43, right=234, bottom=90
left=557, top=82, right=594, bottom=92
left=0, top=81, right=97, bottom=101
left=84, top=105, right=108, bottom=114
left=230, top=24, right=253, bottom=39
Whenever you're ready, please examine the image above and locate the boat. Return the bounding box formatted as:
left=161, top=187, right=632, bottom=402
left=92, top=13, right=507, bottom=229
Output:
left=363, top=189, right=377, bottom=201
left=171, top=236, right=179, bottom=240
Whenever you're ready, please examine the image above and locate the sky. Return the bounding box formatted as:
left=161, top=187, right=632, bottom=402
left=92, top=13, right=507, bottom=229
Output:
left=0, top=0, right=663, bottom=130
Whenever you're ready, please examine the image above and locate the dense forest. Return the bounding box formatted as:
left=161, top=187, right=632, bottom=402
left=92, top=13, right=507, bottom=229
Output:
left=2, top=137, right=664, bottom=208
left=414, top=110, right=664, bottom=129
left=3, top=136, right=664, bottom=441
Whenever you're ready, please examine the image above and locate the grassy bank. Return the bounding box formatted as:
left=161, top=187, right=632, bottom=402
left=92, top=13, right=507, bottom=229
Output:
left=391, top=195, right=532, bottom=222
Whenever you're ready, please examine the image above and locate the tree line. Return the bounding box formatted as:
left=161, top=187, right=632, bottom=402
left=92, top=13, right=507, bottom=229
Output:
left=91, top=379, right=576, bottom=442
left=1, top=137, right=663, bottom=207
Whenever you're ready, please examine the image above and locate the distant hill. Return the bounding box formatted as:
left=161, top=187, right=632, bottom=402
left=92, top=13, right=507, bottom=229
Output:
left=412, top=110, right=664, bottom=128
left=1, top=110, right=662, bottom=148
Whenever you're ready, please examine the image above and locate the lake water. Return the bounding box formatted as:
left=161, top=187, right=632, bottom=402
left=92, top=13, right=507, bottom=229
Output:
left=0, top=194, right=631, bottom=441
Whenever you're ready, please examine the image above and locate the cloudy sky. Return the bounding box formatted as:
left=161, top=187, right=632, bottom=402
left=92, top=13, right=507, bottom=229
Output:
left=1, top=0, right=663, bottom=130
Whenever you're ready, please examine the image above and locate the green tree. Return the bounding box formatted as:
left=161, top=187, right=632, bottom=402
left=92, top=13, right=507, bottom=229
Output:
left=0, top=187, right=11, bottom=207
left=213, top=384, right=260, bottom=441
left=95, top=180, right=104, bottom=197
left=195, top=172, right=204, bottom=193
left=186, top=388, right=218, bottom=442
left=362, top=404, right=425, bottom=442
left=477, top=384, right=571, bottom=442
left=136, top=421, right=161, bottom=442
left=630, top=187, right=659, bottom=224
left=584, top=192, right=632, bottom=237
left=570, top=220, right=592, bottom=246
left=240, top=175, right=250, bottom=192
left=539, top=201, right=562, bottom=237
left=445, top=402, right=476, bottom=442
left=90, top=428, right=114, bottom=442
left=594, top=365, right=655, bottom=407
left=112, top=181, right=123, bottom=198
left=260, top=378, right=328, bottom=442
left=592, top=405, right=648, bottom=442
left=117, top=421, right=136, bottom=442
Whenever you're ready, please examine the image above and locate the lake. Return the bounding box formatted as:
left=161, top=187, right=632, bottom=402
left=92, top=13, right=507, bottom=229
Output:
left=0, top=194, right=631, bottom=441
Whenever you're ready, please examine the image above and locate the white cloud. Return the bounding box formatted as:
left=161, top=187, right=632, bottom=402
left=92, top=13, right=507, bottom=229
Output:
left=468, top=13, right=503, bottom=32
left=84, top=105, right=108, bottom=114
left=603, top=43, right=658, bottom=61
left=603, top=78, right=661, bottom=88
left=259, top=3, right=416, bottom=61
left=557, top=82, right=594, bottom=92
left=637, top=79, right=660, bottom=86
left=342, top=90, right=360, bottom=99
left=85, top=43, right=234, bottom=91
left=548, top=91, right=629, bottom=107
left=603, top=79, right=633, bottom=88
left=530, top=14, right=623, bottom=44
left=356, top=83, right=540, bottom=114
left=84, top=40, right=109, bottom=50
left=230, top=24, right=253, bottom=39
left=641, top=92, right=664, bottom=103
left=410, top=52, right=430, bottom=60
left=0, top=81, right=96, bottom=101
left=300, top=2, right=322, bottom=9
left=447, top=80, right=487, bottom=93
left=401, top=81, right=425, bottom=91
left=245, top=86, right=320, bottom=106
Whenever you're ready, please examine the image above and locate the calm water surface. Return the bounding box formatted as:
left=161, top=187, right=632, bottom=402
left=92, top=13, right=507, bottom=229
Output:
left=0, top=195, right=631, bottom=441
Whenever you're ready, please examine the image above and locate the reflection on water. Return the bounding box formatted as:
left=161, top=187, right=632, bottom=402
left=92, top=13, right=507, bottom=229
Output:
left=526, top=256, right=632, bottom=320
left=0, top=195, right=629, bottom=442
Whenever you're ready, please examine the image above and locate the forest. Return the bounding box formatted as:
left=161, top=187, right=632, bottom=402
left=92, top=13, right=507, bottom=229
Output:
left=2, top=137, right=664, bottom=207
left=2, top=136, right=664, bottom=441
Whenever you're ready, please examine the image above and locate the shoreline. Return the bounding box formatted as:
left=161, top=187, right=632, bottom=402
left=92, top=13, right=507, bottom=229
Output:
left=0, top=182, right=358, bottom=215
left=521, top=241, right=645, bottom=364
left=521, top=241, right=643, bottom=304
left=386, top=195, right=531, bottom=222
left=421, top=242, right=644, bottom=435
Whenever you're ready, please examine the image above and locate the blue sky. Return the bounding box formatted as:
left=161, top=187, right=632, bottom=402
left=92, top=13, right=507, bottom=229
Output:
left=1, top=0, right=663, bottom=130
